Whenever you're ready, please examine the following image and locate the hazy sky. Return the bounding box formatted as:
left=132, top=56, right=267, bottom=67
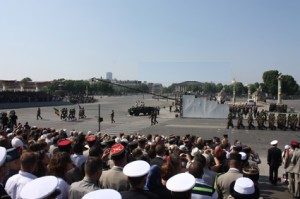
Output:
left=0, top=1, right=299, bottom=86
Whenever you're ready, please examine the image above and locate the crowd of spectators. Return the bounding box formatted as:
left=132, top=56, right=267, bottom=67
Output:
left=0, top=91, right=54, bottom=103
left=0, top=120, right=269, bottom=199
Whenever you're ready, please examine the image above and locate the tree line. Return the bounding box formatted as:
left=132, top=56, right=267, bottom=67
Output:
left=21, top=70, right=299, bottom=97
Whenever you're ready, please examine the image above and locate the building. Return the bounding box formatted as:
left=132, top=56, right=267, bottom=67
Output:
left=106, top=72, right=113, bottom=81
left=0, top=80, right=52, bottom=92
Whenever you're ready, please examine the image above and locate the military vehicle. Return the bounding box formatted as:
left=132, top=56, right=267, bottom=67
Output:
left=128, top=106, right=159, bottom=116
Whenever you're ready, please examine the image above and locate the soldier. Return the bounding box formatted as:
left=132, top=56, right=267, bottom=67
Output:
left=227, top=111, right=234, bottom=129
left=287, top=113, right=292, bottom=129
left=150, top=111, right=155, bottom=125
left=36, top=107, right=43, bottom=120
left=277, top=114, right=287, bottom=130
left=256, top=113, right=265, bottom=130
left=268, top=113, right=276, bottom=130
left=237, top=110, right=245, bottom=129
left=290, top=114, right=298, bottom=131
left=248, top=111, right=255, bottom=130
left=111, top=110, right=115, bottom=123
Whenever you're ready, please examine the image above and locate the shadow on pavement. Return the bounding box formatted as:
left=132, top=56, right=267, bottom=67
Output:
left=259, top=175, right=290, bottom=199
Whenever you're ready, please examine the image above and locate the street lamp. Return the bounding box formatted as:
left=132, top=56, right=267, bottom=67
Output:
left=232, top=78, right=236, bottom=104
left=277, top=74, right=283, bottom=104
left=246, top=84, right=251, bottom=99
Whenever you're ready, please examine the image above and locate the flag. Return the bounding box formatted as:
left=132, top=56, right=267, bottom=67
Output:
left=53, top=108, right=60, bottom=116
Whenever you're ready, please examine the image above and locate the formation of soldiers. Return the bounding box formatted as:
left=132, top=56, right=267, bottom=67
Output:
left=227, top=105, right=300, bottom=131
left=60, top=107, right=86, bottom=121
left=0, top=110, right=18, bottom=130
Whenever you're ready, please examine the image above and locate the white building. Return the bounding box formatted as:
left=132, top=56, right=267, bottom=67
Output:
left=106, top=72, right=113, bottom=81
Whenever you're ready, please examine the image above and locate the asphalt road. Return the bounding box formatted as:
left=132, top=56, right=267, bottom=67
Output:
left=2, top=95, right=299, bottom=199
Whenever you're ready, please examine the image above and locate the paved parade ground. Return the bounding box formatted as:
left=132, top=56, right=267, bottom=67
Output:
left=2, top=95, right=300, bottom=199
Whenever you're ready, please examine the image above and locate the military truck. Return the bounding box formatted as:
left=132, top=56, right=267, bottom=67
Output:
left=128, top=106, right=159, bottom=116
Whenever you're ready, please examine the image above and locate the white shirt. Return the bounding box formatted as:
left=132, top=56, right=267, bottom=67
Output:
left=70, top=154, right=87, bottom=168
left=56, top=177, right=70, bottom=199
left=5, top=170, right=37, bottom=199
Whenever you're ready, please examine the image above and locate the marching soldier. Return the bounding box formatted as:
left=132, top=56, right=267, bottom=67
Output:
left=268, top=113, right=276, bottom=130
left=248, top=111, right=255, bottom=130
left=237, top=110, right=245, bottom=129
left=111, top=110, right=115, bottom=123
left=227, top=111, right=234, bottom=129
left=277, top=114, right=287, bottom=130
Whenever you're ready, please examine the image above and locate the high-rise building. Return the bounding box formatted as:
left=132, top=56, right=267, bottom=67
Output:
left=106, top=72, right=113, bottom=81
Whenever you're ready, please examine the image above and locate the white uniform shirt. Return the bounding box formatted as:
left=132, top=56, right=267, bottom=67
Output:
left=5, top=171, right=37, bottom=199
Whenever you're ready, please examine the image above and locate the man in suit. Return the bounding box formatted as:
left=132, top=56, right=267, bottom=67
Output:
left=150, top=144, right=166, bottom=168
left=99, top=143, right=129, bottom=192
left=215, top=153, right=243, bottom=199
left=267, top=140, right=282, bottom=185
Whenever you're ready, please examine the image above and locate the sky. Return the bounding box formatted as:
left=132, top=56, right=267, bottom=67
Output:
left=0, top=0, right=299, bottom=87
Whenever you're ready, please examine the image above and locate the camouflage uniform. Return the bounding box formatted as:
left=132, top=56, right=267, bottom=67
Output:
left=248, top=112, right=255, bottom=130
left=290, top=114, right=298, bottom=131
left=237, top=111, right=245, bottom=129
left=227, top=112, right=234, bottom=129
left=268, top=113, right=276, bottom=130
left=277, top=114, right=287, bottom=130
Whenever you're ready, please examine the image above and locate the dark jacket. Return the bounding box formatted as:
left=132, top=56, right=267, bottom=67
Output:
left=267, top=146, right=282, bottom=167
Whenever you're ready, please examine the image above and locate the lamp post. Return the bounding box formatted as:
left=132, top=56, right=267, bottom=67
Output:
left=232, top=78, right=236, bottom=104
left=277, top=75, right=283, bottom=104
left=247, top=84, right=251, bottom=99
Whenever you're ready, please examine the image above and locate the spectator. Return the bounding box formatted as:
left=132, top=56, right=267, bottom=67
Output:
left=99, top=143, right=129, bottom=192
left=215, top=153, right=243, bottom=199
left=166, top=172, right=196, bottom=199
left=121, top=160, right=159, bottom=199
left=69, top=157, right=102, bottom=199
left=5, top=152, right=38, bottom=199
left=47, top=152, right=73, bottom=199
left=188, top=161, right=218, bottom=199
left=145, top=165, right=172, bottom=199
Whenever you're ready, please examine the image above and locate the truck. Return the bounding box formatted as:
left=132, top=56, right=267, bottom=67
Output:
left=128, top=106, right=159, bottom=116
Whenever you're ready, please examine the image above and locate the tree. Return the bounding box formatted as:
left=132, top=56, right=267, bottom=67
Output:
left=216, top=83, right=223, bottom=93
left=21, top=77, right=32, bottom=82
left=203, top=82, right=217, bottom=94
left=282, top=75, right=299, bottom=96
left=262, top=70, right=280, bottom=95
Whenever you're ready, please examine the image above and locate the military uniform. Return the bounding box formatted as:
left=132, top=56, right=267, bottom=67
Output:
left=268, top=113, right=276, bottom=130
left=69, top=177, right=99, bottom=199
left=237, top=111, right=245, bottom=129
left=227, top=112, right=234, bottom=129
left=248, top=112, right=255, bottom=130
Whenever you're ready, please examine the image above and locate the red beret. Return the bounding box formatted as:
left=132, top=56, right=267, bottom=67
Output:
left=87, top=136, right=96, bottom=142
left=169, top=134, right=176, bottom=138
left=291, top=140, right=298, bottom=146
left=110, top=143, right=125, bottom=157
left=58, top=139, right=71, bottom=147
left=184, top=138, right=189, bottom=143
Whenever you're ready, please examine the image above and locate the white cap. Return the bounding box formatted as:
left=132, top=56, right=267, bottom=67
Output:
left=0, top=147, right=7, bottom=167
left=121, top=138, right=128, bottom=143
left=234, top=177, right=255, bottom=195
left=191, top=147, right=201, bottom=156
left=179, top=145, right=188, bottom=152
left=115, top=137, right=121, bottom=143
left=82, top=189, right=121, bottom=199
left=11, top=137, right=23, bottom=149
left=166, top=173, right=196, bottom=192
left=20, top=176, right=59, bottom=199
left=239, top=152, right=247, bottom=160
left=285, top=145, right=290, bottom=150
left=123, top=160, right=150, bottom=177
left=270, top=140, right=278, bottom=146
